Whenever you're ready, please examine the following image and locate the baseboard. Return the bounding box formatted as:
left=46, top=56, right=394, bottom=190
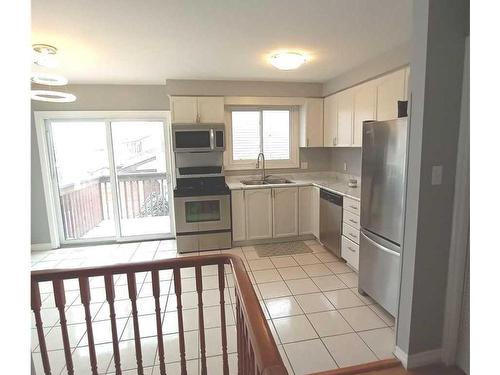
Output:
left=394, top=346, right=442, bottom=369
left=31, top=243, right=52, bottom=251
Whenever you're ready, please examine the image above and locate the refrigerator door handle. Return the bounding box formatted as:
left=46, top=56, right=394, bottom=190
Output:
left=360, top=231, right=400, bottom=257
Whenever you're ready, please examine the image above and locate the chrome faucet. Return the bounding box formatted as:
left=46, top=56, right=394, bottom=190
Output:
left=256, top=152, right=266, bottom=181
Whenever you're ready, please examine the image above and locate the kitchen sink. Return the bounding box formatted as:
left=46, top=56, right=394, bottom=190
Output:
left=240, top=178, right=293, bottom=185
left=241, top=179, right=268, bottom=185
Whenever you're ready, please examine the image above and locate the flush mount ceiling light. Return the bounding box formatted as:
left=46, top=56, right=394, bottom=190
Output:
left=31, top=90, right=76, bottom=103
left=31, top=72, right=68, bottom=86
left=32, top=44, right=59, bottom=68
left=270, top=52, right=307, bottom=70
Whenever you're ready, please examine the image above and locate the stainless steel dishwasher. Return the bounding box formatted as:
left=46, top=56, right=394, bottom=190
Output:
left=319, top=189, right=343, bottom=257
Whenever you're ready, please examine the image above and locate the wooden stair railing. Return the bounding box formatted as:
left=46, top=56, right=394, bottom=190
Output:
left=31, top=254, right=288, bottom=375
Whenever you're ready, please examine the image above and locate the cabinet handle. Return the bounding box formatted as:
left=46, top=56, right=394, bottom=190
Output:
left=348, top=247, right=356, bottom=252
left=350, top=205, right=358, bottom=210
left=349, top=232, right=357, bottom=237
left=349, top=219, right=357, bottom=224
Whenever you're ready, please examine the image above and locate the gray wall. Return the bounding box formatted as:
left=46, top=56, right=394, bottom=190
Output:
left=322, top=43, right=411, bottom=96
left=396, top=0, right=468, bottom=359
left=31, top=85, right=169, bottom=244
left=330, top=148, right=362, bottom=176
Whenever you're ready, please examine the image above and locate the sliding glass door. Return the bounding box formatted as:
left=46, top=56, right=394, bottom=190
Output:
left=47, top=118, right=173, bottom=244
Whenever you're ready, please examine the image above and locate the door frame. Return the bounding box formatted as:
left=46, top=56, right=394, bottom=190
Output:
left=34, top=110, right=174, bottom=248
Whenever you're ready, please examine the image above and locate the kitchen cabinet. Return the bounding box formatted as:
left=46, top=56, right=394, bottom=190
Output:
left=323, top=94, right=338, bottom=147
left=341, top=196, right=361, bottom=271
left=273, top=187, right=299, bottom=238
left=336, top=89, right=354, bottom=147
left=300, top=98, right=324, bottom=147
left=353, top=82, right=376, bottom=147
left=231, top=190, right=246, bottom=241
left=244, top=188, right=273, bottom=240
left=170, top=96, right=225, bottom=124
left=298, top=186, right=314, bottom=235
left=375, top=69, right=406, bottom=121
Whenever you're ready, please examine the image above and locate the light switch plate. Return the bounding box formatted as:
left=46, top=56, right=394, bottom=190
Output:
left=301, top=162, right=308, bottom=169
left=431, top=165, right=443, bottom=185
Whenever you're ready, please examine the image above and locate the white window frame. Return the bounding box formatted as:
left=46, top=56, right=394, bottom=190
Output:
left=224, top=106, right=300, bottom=170
left=34, top=110, right=174, bottom=249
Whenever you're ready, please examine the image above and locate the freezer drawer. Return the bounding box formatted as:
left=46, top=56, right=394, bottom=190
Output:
left=359, top=230, right=400, bottom=316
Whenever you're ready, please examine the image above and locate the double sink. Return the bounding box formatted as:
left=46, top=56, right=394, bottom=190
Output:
left=241, top=177, right=294, bottom=186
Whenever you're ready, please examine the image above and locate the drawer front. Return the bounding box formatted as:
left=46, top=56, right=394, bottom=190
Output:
left=343, top=210, right=360, bottom=229
left=343, top=222, right=360, bottom=244
left=341, top=235, right=359, bottom=271
left=344, top=197, right=360, bottom=215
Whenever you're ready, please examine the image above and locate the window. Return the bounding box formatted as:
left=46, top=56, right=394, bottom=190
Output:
left=228, top=107, right=298, bottom=169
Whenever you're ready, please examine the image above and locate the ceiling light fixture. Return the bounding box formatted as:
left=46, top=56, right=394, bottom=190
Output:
left=270, top=52, right=307, bottom=70
left=31, top=72, right=68, bottom=86
left=32, top=44, right=59, bottom=68
left=31, top=90, right=76, bottom=103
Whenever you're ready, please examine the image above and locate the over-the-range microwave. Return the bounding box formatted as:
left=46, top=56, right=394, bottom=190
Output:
left=172, top=124, right=225, bottom=152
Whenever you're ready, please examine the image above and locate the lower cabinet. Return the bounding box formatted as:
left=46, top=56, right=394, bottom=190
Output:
left=341, top=236, right=359, bottom=271
left=273, top=187, right=299, bottom=238
left=232, top=186, right=317, bottom=242
left=231, top=190, right=246, bottom=241
left=341, top=199, right=361, bottom=271
left=244, top=189, right=273, bottom=240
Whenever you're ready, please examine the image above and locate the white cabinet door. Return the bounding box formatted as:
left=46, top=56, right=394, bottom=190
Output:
left=323, top=94, right=338, bottom=147
left=170, top=96, right=198, bottom=123
left=298, top=186, right=313, bottom=235
left=375, top=69, right=406, bottom=121
left=300, top=98, right=324, bottom=147
left=272, top=187, right=298, bottom=238
left=245, top=189, right=273, bottom=240
left=353, top=82, right=376, bottom=147
left=336, top=90, right=354, bottom=146
left=231, top=190, right=246, bottom=241
left=197, top=97, right=225, bottom=123
left=312, top=186, right=320, bottom=239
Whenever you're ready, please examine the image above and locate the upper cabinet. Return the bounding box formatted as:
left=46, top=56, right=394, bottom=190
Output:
left=374, top=69, right=406, bottom=121
left=323, top=94, right=338, bottom=147
left=170, top=96, right=225, bottom=124
left=323, top=66, right=408, bottom=148
left=299, top=98, right=324, bottom=147
left=353, top=82, right=376, bottom=147
left=336, top=89, right=354, bottom=147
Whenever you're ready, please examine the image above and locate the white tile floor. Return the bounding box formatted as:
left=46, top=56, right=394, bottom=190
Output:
left=31, top=239, right=396, bottom=375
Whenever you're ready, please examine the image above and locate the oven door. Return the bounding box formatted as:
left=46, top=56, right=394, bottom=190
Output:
left=174, top=195, right=230, bottom=233
left=173, top=128, right=212, bottom=152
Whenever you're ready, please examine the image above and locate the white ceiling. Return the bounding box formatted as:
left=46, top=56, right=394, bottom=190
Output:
left=32, top=0, right=412, bottom=84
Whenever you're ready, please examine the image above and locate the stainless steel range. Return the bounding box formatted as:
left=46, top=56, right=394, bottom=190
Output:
left=173, top=127, right=231, bottom=253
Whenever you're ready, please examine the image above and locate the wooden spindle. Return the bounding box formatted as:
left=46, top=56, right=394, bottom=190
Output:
left=196, top=266, right=207, bottom=375
left=79, top=277, right=98, bottom=375
left=152, top=270, right=166, bottom=375
left=127, top=273, right=144, bottom=374
left=236, top=295, right=242, bottom=375
left=31, top=281, right=52, bottom=375
left=173, top=268, right=187, bottom=375
left=53, top=280, right=74, bottom=375
left=218, top=263, right=229, bottom=375
left=105, top=275, right=122, bottom=375
left=249, top=345, right=255, bottom=375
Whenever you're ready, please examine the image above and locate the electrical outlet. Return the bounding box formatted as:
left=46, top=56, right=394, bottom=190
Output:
left=431, top=165, right=443, bottom=185
left=301, top=162, right=308, bottom=169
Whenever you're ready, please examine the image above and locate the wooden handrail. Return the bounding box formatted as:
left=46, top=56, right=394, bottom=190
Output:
left=31, top=254, right=288, bottom=375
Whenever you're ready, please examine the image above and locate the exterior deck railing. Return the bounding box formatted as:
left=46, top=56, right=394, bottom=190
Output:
left=31, top=254, right=288, bottom=375
left=59, top=173, right=168, bottom=239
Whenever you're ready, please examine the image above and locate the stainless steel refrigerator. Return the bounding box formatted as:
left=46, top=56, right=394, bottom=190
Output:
left=359, top=118, right=408, bottom=317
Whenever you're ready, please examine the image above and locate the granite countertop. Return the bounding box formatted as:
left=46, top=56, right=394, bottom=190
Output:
left=225, top=171, right=361, bottom=201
